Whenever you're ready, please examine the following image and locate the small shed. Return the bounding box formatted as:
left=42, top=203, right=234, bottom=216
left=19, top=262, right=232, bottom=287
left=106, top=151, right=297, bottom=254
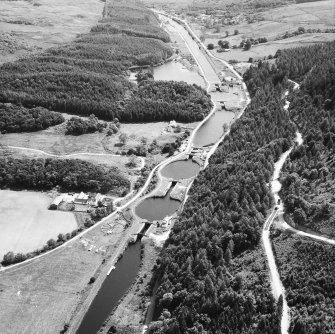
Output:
left=169, top=120, right=177, bottom=128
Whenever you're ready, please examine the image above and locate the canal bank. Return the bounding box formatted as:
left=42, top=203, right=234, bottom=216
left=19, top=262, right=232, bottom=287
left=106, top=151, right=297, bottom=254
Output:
left=83, top=10, right=250, bottom=334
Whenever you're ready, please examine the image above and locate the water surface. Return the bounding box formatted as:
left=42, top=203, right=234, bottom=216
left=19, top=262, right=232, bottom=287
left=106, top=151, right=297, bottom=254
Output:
left=161, top=159, right=200, bottom=180
left=154, top=60, right=206, bottom=88
left=76, top=242, right=141, bottom=334
left=135, top=187, right=180, bottom=222
left=193, top=110, right=235, bottom=147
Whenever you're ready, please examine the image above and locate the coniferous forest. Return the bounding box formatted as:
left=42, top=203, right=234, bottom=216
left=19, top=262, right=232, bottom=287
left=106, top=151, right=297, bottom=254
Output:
left=0, top=0, right=212, bottom=124
left=278, top=42, right=335, bottom=236
left=148, top=42, right=335, bottom=334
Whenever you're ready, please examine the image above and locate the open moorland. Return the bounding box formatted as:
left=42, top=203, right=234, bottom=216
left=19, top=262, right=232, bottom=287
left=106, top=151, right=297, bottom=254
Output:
left=0, top=0, right=104, bottom=64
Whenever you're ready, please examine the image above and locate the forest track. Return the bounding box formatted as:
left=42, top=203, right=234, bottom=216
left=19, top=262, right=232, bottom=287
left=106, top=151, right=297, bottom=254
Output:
left=7, top=145, right=121, bottom=159
left=263, top=80, right=335, bottom=334
left=276, top=82, right=335, bottom=245
left=262, top=82, right=302, bottom=334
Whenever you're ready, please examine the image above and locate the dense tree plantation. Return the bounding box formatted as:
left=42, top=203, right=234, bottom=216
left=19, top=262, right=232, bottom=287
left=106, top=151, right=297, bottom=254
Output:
left=95, top=0, right=170, bottom=42
left=50, top=35, right=172, bottom=65
left=279, top=41, right=335, bottom=236
left=149, top=59, right=298, bottom=333
left=0, top=0, right=212, bottom=124
left=0, top=157, right=130, bottom=194
left=2, top=56, right=128, bottom=75
left=125, top=81, right=211, bottom=122
left=272, top=232, right=335, bottom=334
left=0, top=103, right=64, bottom=133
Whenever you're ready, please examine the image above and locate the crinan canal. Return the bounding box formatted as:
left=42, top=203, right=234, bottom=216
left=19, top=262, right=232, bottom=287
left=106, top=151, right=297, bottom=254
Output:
left=75, top=11, right=247, bottom=334
left=192, top=109, right=235, bottom=147
left=76, top=242, right=141, bottom=334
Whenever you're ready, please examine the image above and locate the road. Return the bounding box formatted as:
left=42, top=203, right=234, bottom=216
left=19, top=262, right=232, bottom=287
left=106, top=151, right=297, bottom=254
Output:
left=1, top=16, right=245, bottom=273
left=263, top=144, right=294, bottom=334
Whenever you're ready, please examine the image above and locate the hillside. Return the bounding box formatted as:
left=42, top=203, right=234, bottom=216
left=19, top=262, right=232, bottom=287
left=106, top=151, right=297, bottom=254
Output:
left=0, top=0, right=212, bottom=123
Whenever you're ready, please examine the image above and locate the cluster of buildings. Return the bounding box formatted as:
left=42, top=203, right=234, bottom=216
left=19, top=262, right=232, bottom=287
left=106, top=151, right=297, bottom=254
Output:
left=49, top=192, right=108, bottom=210
left=192, top=12, right=244, bottom=27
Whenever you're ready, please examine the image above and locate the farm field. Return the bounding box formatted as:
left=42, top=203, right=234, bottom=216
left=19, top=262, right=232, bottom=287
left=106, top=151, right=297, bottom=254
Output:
left=189, top=0, right=335, bottom=61
left=0, top=0, right=104, bottom=64
left=0, top=204, right=144, bottom=334
left=0, top=190, right=77, bottom=260
left=206, top=32, right=335, bottom=62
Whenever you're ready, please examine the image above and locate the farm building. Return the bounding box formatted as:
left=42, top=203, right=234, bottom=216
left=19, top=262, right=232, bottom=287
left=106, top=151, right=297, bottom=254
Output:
left=74, top=192, right=89, bottom=204
left=89, top=193, right=106, bottom=207
left=49, top=196, right=63, bottom=210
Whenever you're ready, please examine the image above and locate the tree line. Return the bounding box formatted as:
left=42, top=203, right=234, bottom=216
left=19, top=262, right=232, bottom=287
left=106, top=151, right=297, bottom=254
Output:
left=0, top=157, right=130, bottom=195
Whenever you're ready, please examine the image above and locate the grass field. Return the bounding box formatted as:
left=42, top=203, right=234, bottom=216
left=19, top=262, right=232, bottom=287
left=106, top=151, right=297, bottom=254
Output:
left=0, top=190, right=77, bottom=260
left=2, top=146, right=134, bottom=170
left=0, top=230, right=110, bottom=334
left=0, top=119, right=196, bottom=156
left=0, top=0, right=104, bottom=64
